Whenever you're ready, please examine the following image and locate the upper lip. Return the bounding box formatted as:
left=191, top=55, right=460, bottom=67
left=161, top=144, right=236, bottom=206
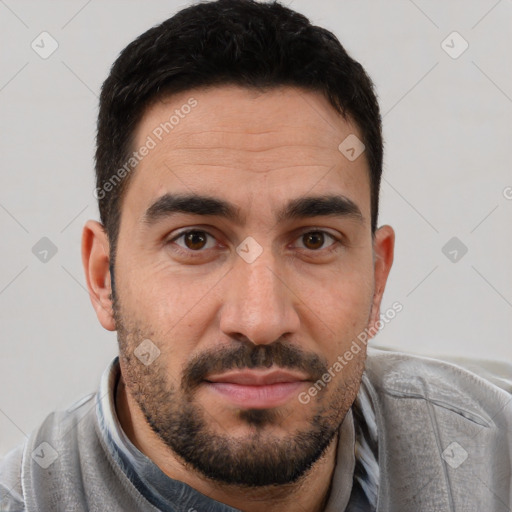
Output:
left=205, top=369, right=310, bottom=386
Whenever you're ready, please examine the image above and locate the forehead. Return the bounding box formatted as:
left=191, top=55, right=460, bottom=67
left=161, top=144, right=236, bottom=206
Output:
left=135, top=84, right=360, bottom=158
left=122, top=84, right=370, bottom=227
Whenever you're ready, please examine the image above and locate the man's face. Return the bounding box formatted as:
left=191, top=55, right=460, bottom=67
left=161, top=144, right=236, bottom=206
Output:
left=109, top=85, right=390, bottom=486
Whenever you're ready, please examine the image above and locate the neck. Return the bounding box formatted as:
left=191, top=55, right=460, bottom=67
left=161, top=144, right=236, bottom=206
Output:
left=115, top=375, right=340, bottom=512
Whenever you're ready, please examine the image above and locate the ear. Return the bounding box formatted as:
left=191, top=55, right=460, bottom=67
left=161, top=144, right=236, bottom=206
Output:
left=81, top=220, right=116, bottom=331
left=367, top=225, right=395, bottom=336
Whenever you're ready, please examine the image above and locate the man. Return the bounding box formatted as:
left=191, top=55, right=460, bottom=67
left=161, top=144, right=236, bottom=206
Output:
left=1, top=0, right=511, bottom=510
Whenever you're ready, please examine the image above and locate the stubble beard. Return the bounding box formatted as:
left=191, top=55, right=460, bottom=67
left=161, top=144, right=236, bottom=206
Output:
left=112, top=290, right=364, bottom=487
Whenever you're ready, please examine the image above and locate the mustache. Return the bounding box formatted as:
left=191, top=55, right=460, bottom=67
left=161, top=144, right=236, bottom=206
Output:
left=182, top=339, right=328, bottom=392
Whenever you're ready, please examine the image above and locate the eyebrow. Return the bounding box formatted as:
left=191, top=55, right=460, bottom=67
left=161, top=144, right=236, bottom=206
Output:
left=142, top=192, right=364, bottom=226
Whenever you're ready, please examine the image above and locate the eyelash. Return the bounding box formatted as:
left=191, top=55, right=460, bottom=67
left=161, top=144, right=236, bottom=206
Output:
left=167, top=229, right=343, bottom=259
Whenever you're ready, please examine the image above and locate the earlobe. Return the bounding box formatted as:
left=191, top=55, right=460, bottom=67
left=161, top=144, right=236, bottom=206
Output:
left=368, top=225, right=395, bottom=334
left=81, top=220, right=116, bottom=331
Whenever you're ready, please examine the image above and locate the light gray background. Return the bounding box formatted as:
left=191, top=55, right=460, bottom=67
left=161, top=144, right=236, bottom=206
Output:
left=1, top=0, right=511, bottom=457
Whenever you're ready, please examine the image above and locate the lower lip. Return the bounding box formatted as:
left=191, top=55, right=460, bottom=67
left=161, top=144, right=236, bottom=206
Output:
left=204, top=381, right=306, bottom=408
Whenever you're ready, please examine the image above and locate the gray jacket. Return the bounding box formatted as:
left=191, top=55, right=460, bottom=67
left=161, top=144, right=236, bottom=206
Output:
left=1, top=348, right=511, bottom=511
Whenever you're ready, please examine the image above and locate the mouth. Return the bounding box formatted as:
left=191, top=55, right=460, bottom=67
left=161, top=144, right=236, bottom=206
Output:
left=203, top=368, right=310, bottom=409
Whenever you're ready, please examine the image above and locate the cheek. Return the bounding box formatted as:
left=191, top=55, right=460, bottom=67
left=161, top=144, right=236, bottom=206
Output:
left=117, top=259, right=183, bottom=321
left=120, top=271, right=215, bottom=360
left=305, top=265, right=374, bottom=358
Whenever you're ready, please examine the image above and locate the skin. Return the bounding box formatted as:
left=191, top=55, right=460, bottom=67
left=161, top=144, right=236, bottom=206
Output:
left=82, top=85, right=394, bottom=512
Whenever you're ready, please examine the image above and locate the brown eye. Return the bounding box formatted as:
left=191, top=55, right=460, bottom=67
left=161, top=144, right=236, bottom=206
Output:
left=183, top=231, right=208, bottom=250
left=304, top=232, right=324, bottom=250
left=170, top=230, right=216, bottom=253
left=298, top=231, right=336, bottom=251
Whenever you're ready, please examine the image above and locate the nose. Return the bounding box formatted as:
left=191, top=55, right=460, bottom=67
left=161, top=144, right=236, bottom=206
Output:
left=218, top=246, right=300, bottom=345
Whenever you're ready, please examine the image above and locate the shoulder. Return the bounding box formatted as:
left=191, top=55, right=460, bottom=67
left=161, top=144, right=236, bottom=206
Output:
left=0, top=442, right=26, bottom=511
left=364, top=346, right=512, bottom=424
left=362, top=347, right=512, bottom=509
left=0, top=392, right=97, bottom=512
